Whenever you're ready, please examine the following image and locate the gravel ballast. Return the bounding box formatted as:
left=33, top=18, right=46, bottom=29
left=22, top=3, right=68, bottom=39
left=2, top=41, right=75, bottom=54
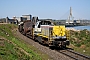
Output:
left=16, top=30, right=74, bottom=60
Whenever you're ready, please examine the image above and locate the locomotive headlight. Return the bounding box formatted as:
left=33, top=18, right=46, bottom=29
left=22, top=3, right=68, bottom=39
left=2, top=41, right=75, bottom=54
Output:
left=62, top=36, right=66, bottom=39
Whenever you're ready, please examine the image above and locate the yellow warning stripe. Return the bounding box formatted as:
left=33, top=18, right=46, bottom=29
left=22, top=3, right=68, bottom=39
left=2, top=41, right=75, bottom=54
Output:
left=37, top=34, right=48, bottom=38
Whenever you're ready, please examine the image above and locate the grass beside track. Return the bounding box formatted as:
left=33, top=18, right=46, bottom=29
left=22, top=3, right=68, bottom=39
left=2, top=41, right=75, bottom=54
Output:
left=69, top=30, right=90, bottom=56
left=0, top=24, right=50, bottom=60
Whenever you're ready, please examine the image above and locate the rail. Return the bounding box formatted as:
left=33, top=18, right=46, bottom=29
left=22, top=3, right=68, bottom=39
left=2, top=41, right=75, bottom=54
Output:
left=57, top=48, right=90, bottom=60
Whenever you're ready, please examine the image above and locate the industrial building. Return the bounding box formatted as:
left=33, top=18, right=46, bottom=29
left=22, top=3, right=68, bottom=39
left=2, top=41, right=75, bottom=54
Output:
left=16, top=14, right=32, bottom=22
left=4, top=14, right=32, bottom=24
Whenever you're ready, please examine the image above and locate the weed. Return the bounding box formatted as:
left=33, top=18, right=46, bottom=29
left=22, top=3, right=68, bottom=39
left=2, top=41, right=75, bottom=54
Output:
left=69, top=30, right=90, bottom=56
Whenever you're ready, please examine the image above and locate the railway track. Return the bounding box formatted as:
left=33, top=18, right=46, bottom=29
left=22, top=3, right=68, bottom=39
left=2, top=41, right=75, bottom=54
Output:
left=20, top=31, right=90, bottom=60
left=56, top=48, right=90, bottom=60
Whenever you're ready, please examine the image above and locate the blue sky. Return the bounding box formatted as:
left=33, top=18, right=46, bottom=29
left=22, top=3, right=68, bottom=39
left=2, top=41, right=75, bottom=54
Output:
left=0, top=0, right=90, bottom=20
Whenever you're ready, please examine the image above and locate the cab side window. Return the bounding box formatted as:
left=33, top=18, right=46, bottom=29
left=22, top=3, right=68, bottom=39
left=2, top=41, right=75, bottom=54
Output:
left=38, top=22, right=41, bottom=28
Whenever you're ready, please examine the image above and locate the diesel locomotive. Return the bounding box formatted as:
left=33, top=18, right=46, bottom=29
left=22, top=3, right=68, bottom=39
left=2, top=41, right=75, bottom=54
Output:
left=18, top=17, right=70, bottom=48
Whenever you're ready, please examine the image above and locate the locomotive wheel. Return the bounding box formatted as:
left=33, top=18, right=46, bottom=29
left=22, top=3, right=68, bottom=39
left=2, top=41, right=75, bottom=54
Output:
left=61, top=45, right=66, bottom=48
